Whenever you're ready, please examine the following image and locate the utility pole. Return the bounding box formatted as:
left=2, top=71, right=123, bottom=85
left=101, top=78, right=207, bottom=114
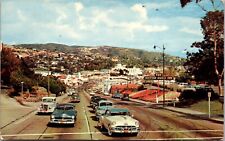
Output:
left=154, top=44, right=166, bottom=107
left=162, top=45, right=165, bottom=107
left=47, top=51, right=50, bottom=97
left=21, top=81, right=24, bottom=95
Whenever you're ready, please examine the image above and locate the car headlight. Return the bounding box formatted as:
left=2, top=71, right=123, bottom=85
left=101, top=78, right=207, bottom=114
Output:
left=135, top=121, right=139, bottom=126
left=51, top=115, right=55, bottom=119
left=71, top=116, right=75, bottom=119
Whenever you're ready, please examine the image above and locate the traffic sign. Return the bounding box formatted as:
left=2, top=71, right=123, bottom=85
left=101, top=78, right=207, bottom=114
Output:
left=144, top=76, right=174, bottom=80
left=155, top=73, right=162, bottom=77
left=208, top=92, right=211, bottom=98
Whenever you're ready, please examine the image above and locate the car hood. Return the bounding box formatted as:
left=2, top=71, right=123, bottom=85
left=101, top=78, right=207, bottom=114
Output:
left=52, top=110, right=76, bottom=117
left=98, top=106, right=113, bottom=110
left=106, top=115, right=138, bottom=126
left=42, top=102, right=56, bottom=105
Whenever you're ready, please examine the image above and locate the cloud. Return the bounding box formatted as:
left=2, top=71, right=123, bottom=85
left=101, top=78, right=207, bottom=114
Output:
left=75, top=5, right=168, bottom=38
left=74, top=2, right=84, bottom=13
left=180, top=27, right=202, bottom=36
left=119, top=22, right=168, bottom=33
left=1, top=0, right=207, bottom=57
left=17, top=10, right=27, bottom=22
left=145, top=1, right=178, bottom=9
left=56, top=8, right=68, bottom=24
left=131, top=4, right=147, bottom=21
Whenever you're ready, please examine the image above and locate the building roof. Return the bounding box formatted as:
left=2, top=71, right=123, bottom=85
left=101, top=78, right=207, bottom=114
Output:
left=130, top=89, right=159, bottom=99
left=111, top=83, right=139, bottom=91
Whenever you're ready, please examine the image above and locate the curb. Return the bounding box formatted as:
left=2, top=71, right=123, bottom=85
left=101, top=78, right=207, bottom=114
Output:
left=0, top=109, right=36, bottom=129
left=129, top=98, right=224, bottom=124
left=164, top=107, right=224, bottom=124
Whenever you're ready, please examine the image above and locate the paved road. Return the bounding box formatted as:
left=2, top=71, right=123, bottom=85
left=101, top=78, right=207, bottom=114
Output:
left=1, top=90, right=223, bottom=140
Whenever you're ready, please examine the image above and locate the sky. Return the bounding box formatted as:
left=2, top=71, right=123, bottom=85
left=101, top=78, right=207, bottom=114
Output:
left=1, top=0, right=224, bottom=57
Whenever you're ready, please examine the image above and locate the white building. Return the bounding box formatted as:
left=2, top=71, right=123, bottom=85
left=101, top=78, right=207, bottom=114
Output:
left=34, top=70, right=51, bottom=76
left=111, top=63, right=143, bottom=77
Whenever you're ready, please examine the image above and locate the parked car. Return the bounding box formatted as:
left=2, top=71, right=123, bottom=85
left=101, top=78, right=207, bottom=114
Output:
left=70, top=95, right=80, bottom=103
left=104, top=92, right=110, bottom=96
left=37, top=97, right=57, bottom=114
left=121, top=94, right=130, bottom=101
left=98, top=108, right=140, bottom=136
left=49, top=103, right=77, bottom=127
left=112, top=93, right=123, bottom=99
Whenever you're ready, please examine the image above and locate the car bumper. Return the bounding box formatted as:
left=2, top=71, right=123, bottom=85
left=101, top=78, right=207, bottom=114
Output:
left=37, top=110, right=53, bottom=114
left=49, top=119, right=75, bottom=124
left=70, top=100, right=80, bottom=103
left=110, top=127, right=140, bottom=134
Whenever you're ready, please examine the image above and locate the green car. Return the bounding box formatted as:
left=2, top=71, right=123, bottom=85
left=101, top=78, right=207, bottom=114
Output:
left=49, top=103, right=77, bottom=127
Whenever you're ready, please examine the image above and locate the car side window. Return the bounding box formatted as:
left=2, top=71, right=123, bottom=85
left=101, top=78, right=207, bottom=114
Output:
left=65, top=106, right=73, bottom=110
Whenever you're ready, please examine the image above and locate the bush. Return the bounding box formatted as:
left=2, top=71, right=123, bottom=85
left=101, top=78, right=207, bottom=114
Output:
left=39, top=76, right=66, bottom=96
left=178, top=87, right=219, bottom=105
left=10, top=70, right=35, bottom=95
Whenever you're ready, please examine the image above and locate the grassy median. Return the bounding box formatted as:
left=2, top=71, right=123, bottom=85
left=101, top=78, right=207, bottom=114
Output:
left=188, top=100, right=224, bottom=115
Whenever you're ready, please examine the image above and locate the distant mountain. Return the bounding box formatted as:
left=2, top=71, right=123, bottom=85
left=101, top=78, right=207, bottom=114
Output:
left=14, top=43, right=185, bottom=67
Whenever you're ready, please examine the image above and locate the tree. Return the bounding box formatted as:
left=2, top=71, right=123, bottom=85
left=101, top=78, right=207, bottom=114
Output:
left=39, top=76, right=66, bottom=95
left=180, top=1, right=224, bottom=96
left=180, top=0, right=224, bottom=11
left=1, top=46, right=21, bottom=84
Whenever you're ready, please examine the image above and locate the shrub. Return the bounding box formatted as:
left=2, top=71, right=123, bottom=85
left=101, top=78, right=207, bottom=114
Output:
left=178, top=87, right=219, bottom=105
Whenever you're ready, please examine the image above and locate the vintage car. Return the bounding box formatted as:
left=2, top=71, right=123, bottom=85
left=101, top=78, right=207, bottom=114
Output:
left=95, top=100, right=113, bottom=119
left=90, top=96, right=101, bottom=107
left=98, top=108, right=140, bottom=136
left=49, top=103, right=77, bottom=126
left=104, top=92, right=110, bottom=96
left=121, top=94, right=130, bottom=101
left=37, top=97, right=57, bottom=114
left=70, top=95, right=80, bottom=103
left=112, top=93, right=123, bottom=99
left=90, top=92, right=95, bottom=96
left=92, top=97, right=106, bottom=109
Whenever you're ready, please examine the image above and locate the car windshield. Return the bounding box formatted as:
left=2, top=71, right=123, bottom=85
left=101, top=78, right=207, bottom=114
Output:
left=56, top=105, right=73, bottom=110
left=100, top=102, right=112, bottom=106
left=42, top=98, right=54, bottom=102
left=108, top=111, right=130, bottom=116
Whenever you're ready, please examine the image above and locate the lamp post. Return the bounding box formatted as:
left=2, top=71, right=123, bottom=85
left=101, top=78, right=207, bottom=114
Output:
left=47, top=50, right=50, bottom=97
left=154, top=45, right=166, bottom=107
left=21, top=81, right=24, bottom=95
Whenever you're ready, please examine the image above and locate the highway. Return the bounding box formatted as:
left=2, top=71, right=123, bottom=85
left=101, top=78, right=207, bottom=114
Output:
left=1, top=90, right=223, bottom=140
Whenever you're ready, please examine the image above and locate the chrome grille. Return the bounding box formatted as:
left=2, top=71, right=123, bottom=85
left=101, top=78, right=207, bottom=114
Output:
left=114, top=126, right=137, bottom=130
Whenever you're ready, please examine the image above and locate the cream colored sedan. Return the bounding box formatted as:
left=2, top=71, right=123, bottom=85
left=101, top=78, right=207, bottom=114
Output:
left=98, top=108, right=140, bottom=136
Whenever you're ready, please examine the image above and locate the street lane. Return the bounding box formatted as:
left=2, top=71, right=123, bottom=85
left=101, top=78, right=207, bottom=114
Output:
left=1, top=90, right=223, bottom=140
left=92, top=92, right=223, bottom=140
left=38, top=94, right=92, bottom=140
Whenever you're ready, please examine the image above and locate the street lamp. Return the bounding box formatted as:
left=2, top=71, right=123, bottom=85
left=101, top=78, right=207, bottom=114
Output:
left=47, top=50, right=50, bottom=97
left=21, top=81, right=24, bottom=95
left=154, top=44, right=166, bottom=107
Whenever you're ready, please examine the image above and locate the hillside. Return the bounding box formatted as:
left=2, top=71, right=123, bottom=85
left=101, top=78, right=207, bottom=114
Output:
left=14, top=43, right=185, bottom=68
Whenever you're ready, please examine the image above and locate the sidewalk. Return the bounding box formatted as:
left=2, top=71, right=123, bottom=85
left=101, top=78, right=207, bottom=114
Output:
left=0, top=93, right=38, bottom=129
left=0, top=93, right=68, bottom=129
left=129, top=98, right=224, bottom=124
